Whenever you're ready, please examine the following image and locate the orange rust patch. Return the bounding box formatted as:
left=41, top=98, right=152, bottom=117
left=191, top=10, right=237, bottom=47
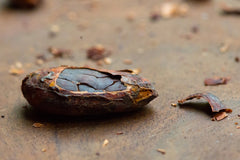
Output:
left=49, top=81, right=55, bottom=87
left=134, top=89, right=153, bottom=103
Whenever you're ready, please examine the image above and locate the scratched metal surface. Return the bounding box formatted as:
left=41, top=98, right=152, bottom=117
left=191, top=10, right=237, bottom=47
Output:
left=0, top=0, right=240, bottom=159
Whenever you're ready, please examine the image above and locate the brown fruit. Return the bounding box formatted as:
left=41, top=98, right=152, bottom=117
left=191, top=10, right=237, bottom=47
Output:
left=21, top=66, right=158, bottom=115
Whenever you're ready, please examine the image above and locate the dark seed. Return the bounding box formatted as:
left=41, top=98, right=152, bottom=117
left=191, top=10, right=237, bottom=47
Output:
left=56, top=78, right=78, bottom=91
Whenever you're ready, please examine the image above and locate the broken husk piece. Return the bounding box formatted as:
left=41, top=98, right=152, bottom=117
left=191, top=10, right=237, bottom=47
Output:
left=178, top=92, right=232, bottom=121
left=212, top=111, right=228, bottom=121
left=178, top=92, right=229, bottom=112
left=221, top=4, right=240, bottom=15
left=9, top=0, right=42, bottom=8
left=204, top=77, right=230, bottom=86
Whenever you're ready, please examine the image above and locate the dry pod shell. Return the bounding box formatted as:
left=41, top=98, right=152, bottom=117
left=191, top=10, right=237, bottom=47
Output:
left=204, top=77, right=230, bottom=86
left=178, top=92, right=232, bottom=121
left=21, top=66, right=158, bottom=115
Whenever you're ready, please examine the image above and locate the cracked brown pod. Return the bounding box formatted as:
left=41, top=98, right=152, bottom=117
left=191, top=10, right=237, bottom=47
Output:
left=21, top=66, right=158, bottom=115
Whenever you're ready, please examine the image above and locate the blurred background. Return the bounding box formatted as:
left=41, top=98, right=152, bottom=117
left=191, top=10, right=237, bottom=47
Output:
left=0, top=0, right=240, bottom=159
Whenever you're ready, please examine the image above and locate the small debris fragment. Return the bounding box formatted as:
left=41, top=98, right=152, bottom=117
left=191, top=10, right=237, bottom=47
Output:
left=1, top=115, right=5, bottom=118
left=41, top=148, right=47, bottom=152
left=50, top=25, right=60, bottom=33
left=123, top=59, right=132, bottom=65
left=32, top=123, right=44, bottom=128
left=49, top=25, right=60, bottom=37
left=87, top=45, right=111, bottom=61
left=171, top=103, right=177, bottom=107
left=160, top=2, right=189, bottom=19
left=36, top=59, right=44, bottom=65
left=157, top=148, right=166, bottom=155
left=212, top=111, right=228, bottom=121
left=9, top=68, right=24, bottom=75
left=236, top=126, right=240, bottom=129
left=221, top=4, right=240, bottom=15
left=191, top=25, right=199, bottom=34
left=102, top=139, right=109, bottom=147
left=235, top=122, right=238, bottom=125
left=150, top=11, right=161, bottom=21
left=15, top=62, right=23, bottom=68
left=9, top=62, right=24, bottom=76
left=103, top=57, right=112, bottom=65
left=150, top=2, right=188, bottom=21
left=204, top=77, right=230, bottom=86
left=87, top=0, right=99, bottom=10
left=36, top=54, right=47, bottom=65
left=48, top=47, right=72, bottom=58
left=238, top=114, right=240, bottom=117
left=116, top=132, right=124, bottom=135
left=235, top=57, right=239, bottom=62
left=220, top=43, right=229, bottom=53
left=96, top=152, right=100, bottom=156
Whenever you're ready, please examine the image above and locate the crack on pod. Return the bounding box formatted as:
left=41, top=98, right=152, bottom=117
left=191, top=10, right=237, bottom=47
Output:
left=56, top=68, right=127, bottom=92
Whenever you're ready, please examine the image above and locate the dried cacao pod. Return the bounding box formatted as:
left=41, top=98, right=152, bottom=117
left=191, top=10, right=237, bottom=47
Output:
left=21, top=66, right=158, bottom=115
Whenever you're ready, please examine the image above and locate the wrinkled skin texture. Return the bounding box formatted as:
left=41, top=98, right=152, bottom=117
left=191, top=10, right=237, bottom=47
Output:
left=21, top=66, right=158, bottom=115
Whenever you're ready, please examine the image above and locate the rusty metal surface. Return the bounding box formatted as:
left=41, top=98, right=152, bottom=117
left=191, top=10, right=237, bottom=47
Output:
left=0, top=0, right=240, bottom=159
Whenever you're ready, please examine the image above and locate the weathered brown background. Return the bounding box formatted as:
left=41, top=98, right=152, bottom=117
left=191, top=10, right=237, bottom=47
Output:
left=0, top=0, right=240, bottom=159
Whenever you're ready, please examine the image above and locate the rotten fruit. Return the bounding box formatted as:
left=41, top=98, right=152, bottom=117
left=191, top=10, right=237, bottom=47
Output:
left=21, top=66, right=158, bottom=115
